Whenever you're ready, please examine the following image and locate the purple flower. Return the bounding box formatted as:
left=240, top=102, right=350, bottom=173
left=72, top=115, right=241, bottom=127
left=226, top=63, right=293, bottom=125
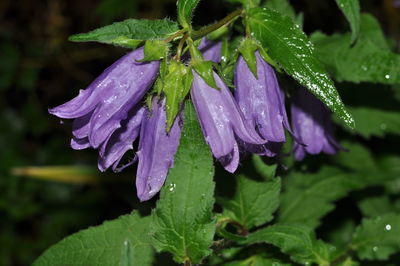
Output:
left=198, top=38, right=222, bottom=63
left=291, top=87, right=342, bottom=160
left=234, top=51, right=291, bottom=156
left=136, top=98, right=181, bottom=201
left=191, top=70, right=266, bottom=173
left=49, top=47, right=160, bottom=171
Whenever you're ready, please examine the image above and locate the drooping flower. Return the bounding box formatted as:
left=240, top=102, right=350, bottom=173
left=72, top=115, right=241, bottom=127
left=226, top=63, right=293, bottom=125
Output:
left=49, top=47, right=160, bottom=171
left=234, top=51, right=291, bottom=156
left=191, top=70, right=266, bottom=173
left=291, top=87, right=342, bottom=160
left=136, top=98, right=181, bottom=201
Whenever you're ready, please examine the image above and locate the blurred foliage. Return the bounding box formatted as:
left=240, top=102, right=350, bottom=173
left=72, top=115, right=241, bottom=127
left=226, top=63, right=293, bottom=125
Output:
left=0, top=0, right=399, bottom=265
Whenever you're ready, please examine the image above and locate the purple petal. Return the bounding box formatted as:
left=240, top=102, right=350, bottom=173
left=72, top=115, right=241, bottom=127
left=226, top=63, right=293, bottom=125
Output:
left=219, top=142, right=240, bottom=173
left=234, top=52, right=289, bottom=142
left=136, top=99, right=181, bottom=201
left=71, top=137, right=90, bottom=150
left=72, top=112, right=93, bottom=139
left=97, top=106, right=145, bottom=172
left=88, top=51, right=159, bottom=148
left=291, top=87, right=341, bottom=160
left=198, top=38, right=222, bottom=63
left=49, top=48, right=149, bottom=119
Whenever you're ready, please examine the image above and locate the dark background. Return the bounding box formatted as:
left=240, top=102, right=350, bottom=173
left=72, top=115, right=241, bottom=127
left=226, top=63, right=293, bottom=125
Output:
left=0, top=0, right=399, bottom=265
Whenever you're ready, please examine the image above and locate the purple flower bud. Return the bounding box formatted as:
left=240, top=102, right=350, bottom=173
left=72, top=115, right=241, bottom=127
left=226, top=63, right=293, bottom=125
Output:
left=198, top=38, right=222, bottom=63
left=234, top=51, right=291, bottom=156
left=49, top=47, right=159, bottom=149
left=191, top=71, right=266, bottom=173
left=291, top=87, right=342, bottom=160
left=136, top=98, right=181, bottom=201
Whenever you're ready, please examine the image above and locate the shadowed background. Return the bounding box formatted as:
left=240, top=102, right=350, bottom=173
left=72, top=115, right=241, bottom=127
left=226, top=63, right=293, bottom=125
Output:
left=0, top=0, right=399, bottom=265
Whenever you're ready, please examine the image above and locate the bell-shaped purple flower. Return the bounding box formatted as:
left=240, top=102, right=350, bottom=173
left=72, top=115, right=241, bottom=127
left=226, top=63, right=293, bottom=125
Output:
left=49, top=47, right=159, bottom=149
left=234, top=51, right=291, bottom=156
left=291, top=87, right=342, bottom=160
left=136, top=98, right=181, bottom=201
left=191, top=71, right=266, bottom=173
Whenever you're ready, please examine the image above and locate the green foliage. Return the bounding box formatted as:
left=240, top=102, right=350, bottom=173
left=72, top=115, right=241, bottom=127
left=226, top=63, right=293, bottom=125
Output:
left=344, top=107, right=400, bottom=138
left=312, top=14, right=400, bottom=84
left=150, top=101, right=215, bottom=265
left=163, top=61, right=193, bottom=131
left=247, top=7, right=354, bottom=128
left=358, top=196, right=393, bottom=217
left=351, top=213, right=400, bottom=260
left=33, top=212, right=153, bottom=266
left=264, top=0, right=296, bottom=22
left=177, top=0, right=201, bottom=28
left=335, top=0, right=360, bottom=43
left=69, top=19, right=179, bottom=48
left=243, top=224, right=333, bottom=265
left=219, top=174, right=281, bottom=230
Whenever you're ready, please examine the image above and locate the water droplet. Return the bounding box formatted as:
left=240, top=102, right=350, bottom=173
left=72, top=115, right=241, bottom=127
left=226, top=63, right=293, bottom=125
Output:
left=169, top=183, right=176, bottom=192
left=59, top=120, right=64, bottom=124
left=373, top=246, right=379, bottom=252
left=380, top=123, right=387, bottom=130
left=385, top=224, right=392, bottom=231
left=385, top=74, right=390, bottom=79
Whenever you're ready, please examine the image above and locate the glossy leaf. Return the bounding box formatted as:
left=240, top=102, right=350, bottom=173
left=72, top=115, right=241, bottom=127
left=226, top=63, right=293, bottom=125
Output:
left=177, top=0, right=200, bottom=28
left=247, top=7, right=354, bottom=128
left=351, top=213, right=400, bottom=260
left=243, top=224, right=332, bottom=265
left=264, top=0, right=296, bottom=22
left=219, top=174, right=281, bottom=230
left=335, top=0, right=360, bottom=43
left=33, top=212, right=153, bottom=266
left=151, top=101, right=215, bottom=265
left=69, top=19, right=179, bottom=48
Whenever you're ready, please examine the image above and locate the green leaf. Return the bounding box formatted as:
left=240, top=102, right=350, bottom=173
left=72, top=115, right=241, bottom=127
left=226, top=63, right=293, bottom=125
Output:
left=264, top=0, right=296, bottom=22
left=279, top=153, right=399, bottom=229
left=358, top=196, right=393, bottom=218
left=193, top=60, right=219, bottom=89
left=247, top=7, right=354, bottom=128
left=238, top=38, right=259, bottom=78
left=252, top=155, right=277, bottom=181
left=225, top=0, right=260, bottom=9
left=351, top=213, right=400, bottom=260
left=163, top=61, right=192, bottom=131
left=177, top=0, right=200, bottom=28
left=224, top=256, right=290, bottom=266
left=311, top=15, right=400, bottom=84
left=151, top=101, right=215, bottom=265
left=243, top=224, right=332, bottom=265
left=33, top=212, right=153, bottom=266
left=343, top=107, right=400, bottom=138
left=219, top=174, right=281, bottom=230
left=69, top=18, right=179, bottom=48
left=335, top=0, right=360, bottom=43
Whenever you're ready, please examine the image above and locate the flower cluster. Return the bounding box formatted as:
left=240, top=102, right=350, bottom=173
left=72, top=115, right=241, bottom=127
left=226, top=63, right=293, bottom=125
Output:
left=50, top=39, right=341, bottom=200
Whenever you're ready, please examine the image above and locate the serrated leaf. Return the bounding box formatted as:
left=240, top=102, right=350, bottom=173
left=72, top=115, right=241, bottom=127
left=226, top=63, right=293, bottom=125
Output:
left=243, top=224, right=332, bottom=265
left=177, top=0, right=200, bottom=28
left=278, top=157, right=399, bottom=229
left=335, top=0, right=360, bottom=43
left=252, top=155, right=277, bottom=180
left=342, top=107, right=400, bottom=138
left=151, top=101, right=215, bottom=264
left=351, top=213, right=400, bottom=260
left=69, top=19, right=179, bottom=48
left=219, top=174, right=281, bottom=230
left=247, top=7, right=354, bottom=128
left=311, top=15, right=400, bottom=84
left=33, top=212, right=153, bottom=266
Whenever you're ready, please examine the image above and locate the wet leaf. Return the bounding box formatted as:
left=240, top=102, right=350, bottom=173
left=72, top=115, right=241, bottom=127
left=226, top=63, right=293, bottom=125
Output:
left=335, top=0, right=360, bottom=43
left=151, top=101, right=215, bottom=264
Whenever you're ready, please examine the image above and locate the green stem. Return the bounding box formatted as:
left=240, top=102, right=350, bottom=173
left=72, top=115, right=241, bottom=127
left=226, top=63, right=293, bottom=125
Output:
left=164, top=28, right=187, bottom=43
left=191, top=9, right=244, bottom=40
